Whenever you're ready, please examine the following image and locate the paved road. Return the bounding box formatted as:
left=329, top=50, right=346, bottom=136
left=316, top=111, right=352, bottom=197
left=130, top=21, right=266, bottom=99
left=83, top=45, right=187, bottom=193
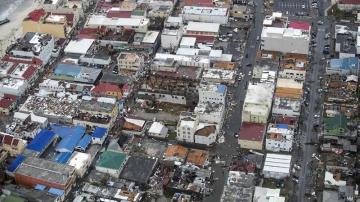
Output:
left=203, top=0, right=265, bottom=201
left=294, top=19, right=330, bottom=202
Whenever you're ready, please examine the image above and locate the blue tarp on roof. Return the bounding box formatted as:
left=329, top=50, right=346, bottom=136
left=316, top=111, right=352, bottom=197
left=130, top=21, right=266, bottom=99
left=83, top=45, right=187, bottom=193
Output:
left=48, top=188, right=65, bottom=196
left=54, top=152, right=72, bottom=164
left=76, top=134, right=92, bottom=151
left=276, top=124, right=288, bottom=129
left=50, top=124, right=86, bottom=139
left=35, top=184, right=46, bottom=190
left=26, top=129, right=56, bottom=153
left=7, top=155, right=25, bottom=172
left=56, top=133, right=83, bottom=153
left=54, top=63, right=81, bottom=77
left=92, top=127, right=107, bottom=138
left=216, top=84, right=227, bottom=94
left=329, top=57, right=359, bottom=71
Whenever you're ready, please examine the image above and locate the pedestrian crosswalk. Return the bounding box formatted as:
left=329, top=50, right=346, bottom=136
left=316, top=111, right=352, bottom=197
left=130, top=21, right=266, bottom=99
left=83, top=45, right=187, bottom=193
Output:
left=278, top=2, right=309, bottom=9
left=273, top=0, right=310, bottom=16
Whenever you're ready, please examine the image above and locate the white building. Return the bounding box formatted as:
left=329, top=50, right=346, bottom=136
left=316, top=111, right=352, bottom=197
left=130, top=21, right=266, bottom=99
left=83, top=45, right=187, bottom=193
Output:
left=263, top=153, right=292, bottom=179
left=180, top=37, right=196, bottom=48
left=253, top=187, right=285, bottom=202
left=242, top=83, right=274, bottom=124
left=278, top=68, right=306, bottom=80
left=194, top=102, right=225, bottom=125
left=148, top=122, right=168, bottom=138
left=202, top=69, right=235, bottom=84
left=176, top=112, right=197, bottom=143
left=176, top=48, right=232, bottom=62
left=0, top=78, right=28, bottom=96
left=154, top=53, right=210, bottom=68
left=261, top=27, right=310, bottom=55
left=198, top=83, right=227, bottom=104
left=64, top=38, right=94, bottom=56
left=194, top=123, right=217, bottom=145
left=181, top=6, right=229, bottom=24
left=9, top=32, right=54, bottom=64
left=161, top=16, right=183, bottom=50
left=272, top=97, right=301, bottom=117
left=117, top=52, right=145, bottom=71
left=184, top=21, right=220, bottom=36
left=68, top=152, right=91, bottom=177
left=39, top=79, right=65, bottom=93
left=85, top=15, right=149, bottom=33
left=266, top=124, right=294, bottom=152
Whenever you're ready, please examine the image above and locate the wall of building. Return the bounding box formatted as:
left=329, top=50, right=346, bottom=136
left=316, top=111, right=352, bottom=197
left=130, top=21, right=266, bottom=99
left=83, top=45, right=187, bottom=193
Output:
left=242, top=108, right=269, bottom=124
left=95, top=166, right=120, bottom=177
left=337, top=3, right=360, bottom=11
left=278, top=69, right=306, bottom=80
left=265, top=139, right=292, bottom=152
left=198, top=88, right=226, bottom=104
left=195, top=133, right=216, bottom=145
left=238, top=139, right=263, bottom=150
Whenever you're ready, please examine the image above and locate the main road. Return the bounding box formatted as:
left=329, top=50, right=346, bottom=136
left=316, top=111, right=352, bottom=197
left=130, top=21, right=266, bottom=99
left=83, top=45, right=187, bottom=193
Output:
left=203, top=0, right=265, bottom=201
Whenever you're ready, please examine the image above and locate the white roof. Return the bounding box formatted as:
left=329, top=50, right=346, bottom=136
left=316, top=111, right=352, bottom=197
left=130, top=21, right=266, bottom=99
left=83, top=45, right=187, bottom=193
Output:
left=186, top=21, right=220, bottom=33
left=254, top=187, right=284, bottom=202
left=124, top=117, right=145, bottom=127
left=14, top=112, right=30, bottom=121
left=68, top=152, right=91, bottom=170
left=180, top=120, right=195, bottom=128
left=263, top=153, right=291, bottom=174
left=64, top=39, right=94, bottom=55
left=148, top=122, right=166, bottom=134
left=182, top=6, right=228, bottom=16
left=244, top=83, right=274, bottom=107
left=166, top=16, right=183, bottom=23
left=324, top=171, right=347, bottom=186
left=87, top=15, right=149, bottom=27
left=97, top=97, right=116, bottom=104
left=202, top=69, right=235, bottom=80
left=142, top=31, right=159, bottom=43
left=180, top=37, right=197, bottom=47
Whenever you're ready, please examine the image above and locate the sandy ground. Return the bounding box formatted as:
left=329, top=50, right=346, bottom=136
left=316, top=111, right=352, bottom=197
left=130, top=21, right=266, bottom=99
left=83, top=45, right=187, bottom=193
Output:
left=0, top=0, right=40, bottom=57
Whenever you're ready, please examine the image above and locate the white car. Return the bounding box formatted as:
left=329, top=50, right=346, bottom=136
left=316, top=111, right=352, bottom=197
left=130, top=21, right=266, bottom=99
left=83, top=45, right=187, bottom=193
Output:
left=314, top=114, right=320, bottom=118
left=248, top=71, right=252, bottom=76
left=301, top=4, right=306, bottom=9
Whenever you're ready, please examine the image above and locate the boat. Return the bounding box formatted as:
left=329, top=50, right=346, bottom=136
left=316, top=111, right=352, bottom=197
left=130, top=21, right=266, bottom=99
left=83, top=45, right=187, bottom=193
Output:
left=0, top=19, right=10, bottom=26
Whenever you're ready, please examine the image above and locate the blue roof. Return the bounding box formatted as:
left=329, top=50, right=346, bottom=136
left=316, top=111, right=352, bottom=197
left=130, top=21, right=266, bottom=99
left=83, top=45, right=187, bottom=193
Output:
left=26, top=129, right=56, bottom=153
left=217, top=84, right=227, bottom=94
left=50, top=124, right=86, bottom=139
left=54, top=63, right=81, bottom=77
left=276, top=124, right=288, bottom=129
left=76, top=134, right=92, bottom=151
left=56, top=133, right=83, bottom=153
left=54, top=152, right=72, bottom=164
left=48, top=188, right=64, bottom=196
left=92, top=127, right=107, bottom=138
left=329, top=57, right=359, bottom=71
left=7, top=155, right=25, bottom=172
left=35, top=184, right=46, bottom=191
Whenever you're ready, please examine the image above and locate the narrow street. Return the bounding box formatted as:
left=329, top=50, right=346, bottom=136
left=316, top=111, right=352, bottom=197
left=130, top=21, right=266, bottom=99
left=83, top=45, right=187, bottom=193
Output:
left=204, top=0, right=265, bottom=201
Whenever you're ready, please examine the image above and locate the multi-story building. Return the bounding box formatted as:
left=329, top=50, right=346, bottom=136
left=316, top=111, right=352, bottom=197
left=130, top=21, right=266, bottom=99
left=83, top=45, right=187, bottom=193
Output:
left=242, top=83, right=274, bottom=124
left=184, top=21, right=220, bottom=37
left=117, top=52, right=145, bottom=72
left=177, top=112, right=198, bottom=143
left=0, top=132, right=27, bottom=156
left=181, top=6, right=229, bottom=24
left=9, top=32, right=54, bottom=64
left=85, top=15, right=149, bottom=33
left=261, top=26, right=310, bottom=55
left=265, top=124, right=294, bottom=152
left=22, top=9, right=77, bottom=38
left=198, top=83, right=227, bottom=104
left=161, top=16, right=183, bottom=50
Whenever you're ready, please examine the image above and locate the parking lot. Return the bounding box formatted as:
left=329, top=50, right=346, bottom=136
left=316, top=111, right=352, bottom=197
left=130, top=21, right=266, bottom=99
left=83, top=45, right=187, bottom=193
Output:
left=273, top=0, right=310, bottom=16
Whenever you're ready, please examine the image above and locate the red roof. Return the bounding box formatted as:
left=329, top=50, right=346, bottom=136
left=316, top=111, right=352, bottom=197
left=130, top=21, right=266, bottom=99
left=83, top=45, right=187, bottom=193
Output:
left=25, top=9, right=46, bottom=22
left=289, top=21, right=311, bottom=31
left=239, top=122, right=266, bottom=141
left=271, top=116, right=298, bottom=126
left=92, top=83, right=121, bottom=94
left=2, top=54, right=43, bottom=66
left=106, top=10, right=132, bottom=18
left=184, top=0, right=214, bottom=7
left=339, top=0, right=360, bottom=4
left=22, top=65, right=38, bottom=80
left=0, top=96, right=16, bottom=109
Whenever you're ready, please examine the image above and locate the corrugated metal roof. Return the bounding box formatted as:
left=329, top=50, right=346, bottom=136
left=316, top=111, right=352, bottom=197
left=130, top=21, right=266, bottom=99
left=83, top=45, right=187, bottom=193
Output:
left=76, top=134, right=92, bottom=151
left=92, top=127, right=107, bottom=138
left=54, top=152, right=72, bottom=164
left=26, top=129, right=55, bottom=153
